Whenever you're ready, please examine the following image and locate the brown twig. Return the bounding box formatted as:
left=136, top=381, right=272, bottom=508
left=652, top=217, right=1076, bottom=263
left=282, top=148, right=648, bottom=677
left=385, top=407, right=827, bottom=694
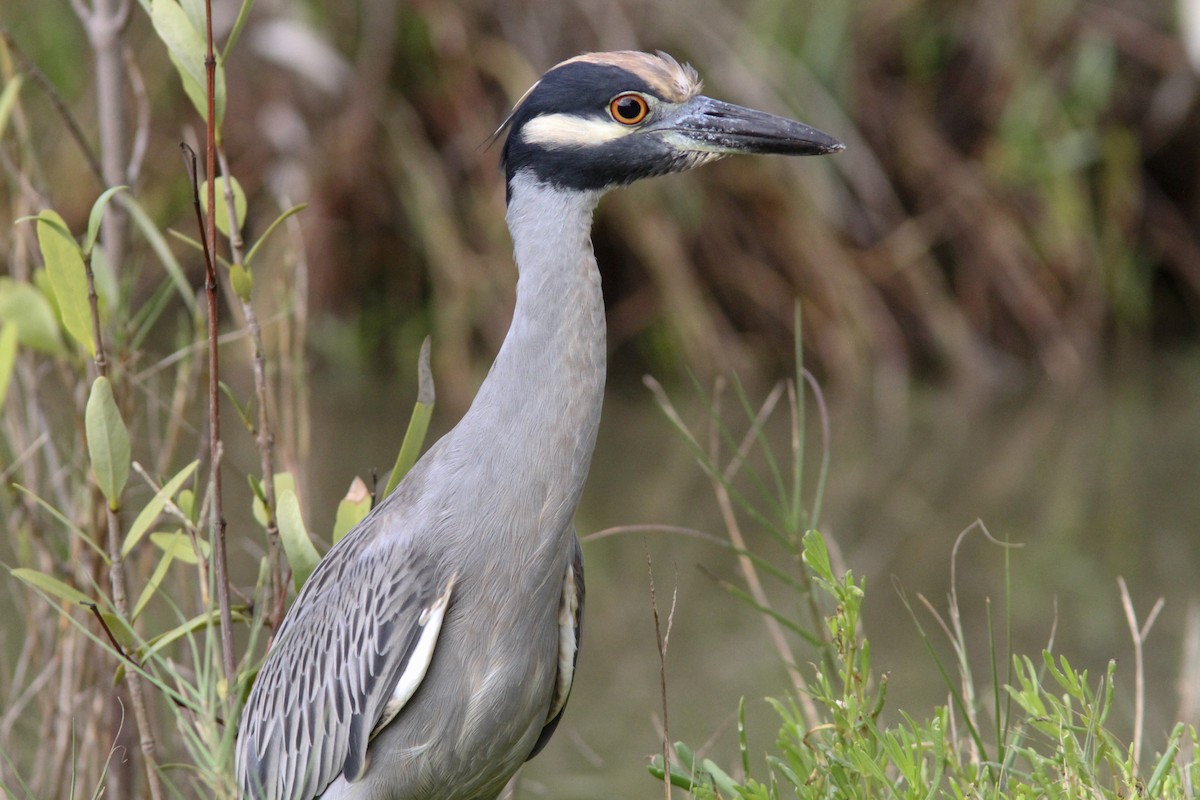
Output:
left=182, top=138, right=235, bottom=683
left=202, top=0, right=236, bottom=690
left=217, top=146, right=285, bottom=626
left=84, top=602, right=139, bottom=667
left=82, top=252, right=109, bottom=380
left=84, top=602, right=228, bottom=726
left=646, top=547, right=678, bottom=800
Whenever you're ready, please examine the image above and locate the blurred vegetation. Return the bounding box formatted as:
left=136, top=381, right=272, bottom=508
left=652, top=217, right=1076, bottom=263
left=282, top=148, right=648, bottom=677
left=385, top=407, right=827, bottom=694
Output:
left=2, top=0, right=1200, bottom=797
left=5, top=0, right=1200, bottom=411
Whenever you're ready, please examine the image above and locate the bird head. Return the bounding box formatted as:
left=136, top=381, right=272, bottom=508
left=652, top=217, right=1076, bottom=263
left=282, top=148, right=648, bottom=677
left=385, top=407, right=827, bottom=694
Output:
left=497, top=51, right=843, bottom=199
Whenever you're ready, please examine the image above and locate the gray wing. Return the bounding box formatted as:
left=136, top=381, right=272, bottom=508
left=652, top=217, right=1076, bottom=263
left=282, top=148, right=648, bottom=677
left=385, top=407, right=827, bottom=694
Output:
left=236, top=506, right=454, bottom=800
left=527, top=533, right=584, bottom=760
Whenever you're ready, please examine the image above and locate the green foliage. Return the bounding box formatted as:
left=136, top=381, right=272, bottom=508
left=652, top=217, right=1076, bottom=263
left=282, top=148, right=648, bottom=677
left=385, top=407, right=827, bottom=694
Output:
left=332, top=477, right=371, bottom=545
left=655, top=528, right=1197, bottom=798
left=0, top=75, right=21, bottom=139
left=83, top=186, right=128, bottom=256
left=277, top=486, right=319, bottom=590
left=122, top=460, right=200, bottom=557
left=150, top=0, right=226, bottom=133
left=84, top=376, right=131, bottom=508
left=122, top=194, right=197, bottom=311
left=10, top=567, right=94, bottom=606
left=0, top=1, right=402, bottom=793
left=383, top=336, right=436, bottom=498
left=35, top=210, right=93, bottom=355
left=648, top=358, right=1197, bottom=799
left=0, top=323, right=19, bottom=414
left=0, top=278, right=66, bottom=355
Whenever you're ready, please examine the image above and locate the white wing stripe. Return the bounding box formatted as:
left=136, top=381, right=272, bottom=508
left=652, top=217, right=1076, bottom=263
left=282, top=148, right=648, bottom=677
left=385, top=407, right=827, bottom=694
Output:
left=548, top=562, right=579, bottom=722
left=371, top=573, right=457, bottom=740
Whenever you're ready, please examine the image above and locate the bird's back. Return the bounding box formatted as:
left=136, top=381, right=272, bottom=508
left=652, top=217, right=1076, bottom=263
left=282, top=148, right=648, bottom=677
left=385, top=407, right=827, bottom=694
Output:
left=238, top=423, right=586, bottom=800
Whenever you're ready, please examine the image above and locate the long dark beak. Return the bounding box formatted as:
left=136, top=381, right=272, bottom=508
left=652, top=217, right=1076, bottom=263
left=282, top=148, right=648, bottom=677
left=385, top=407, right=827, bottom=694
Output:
left=654, top=95, right=844, bottom=156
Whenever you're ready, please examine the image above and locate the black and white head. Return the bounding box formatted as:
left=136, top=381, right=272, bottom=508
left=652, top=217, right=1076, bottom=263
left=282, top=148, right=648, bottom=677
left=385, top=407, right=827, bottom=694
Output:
left=497, top=50, right=843, bottom=200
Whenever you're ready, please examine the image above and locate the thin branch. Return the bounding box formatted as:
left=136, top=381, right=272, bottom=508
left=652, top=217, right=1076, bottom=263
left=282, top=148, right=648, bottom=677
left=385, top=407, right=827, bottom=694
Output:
left=710, top=428, right=819, bottom=727
left=84, top=603, right=140, bottom=667
left=1118, top=576, right=1164, bottom=770
left=83, top=250, right=109, bottom=379
left=583, top=524, right=726, bottom=546
left=646, top=547, right=678, bottom=800
left=84, top=602, right=227, bottom=726
left=203, top=0, right=236, bottom=688
left=217, top=146, right=285, bottom=626
left=0, top=29, right=105, bottom=185
left=182, top=140, right=235, bottom=684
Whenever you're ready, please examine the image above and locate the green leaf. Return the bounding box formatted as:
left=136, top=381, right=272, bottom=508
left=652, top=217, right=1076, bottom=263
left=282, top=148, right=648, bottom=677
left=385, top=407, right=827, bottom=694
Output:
left=229, top=261, right=252, bottom=302
left=222, top=0, right=257, bottom=61
left=142, top=607, right=249, bottom=661
left=700, top=758, right=739, bottom=798
left=277, top=488, right=319, bottom=590
left=177, top=0, right=204, bottom=34
left=801, top=528, right=832, bottom=580
left=200, top=176, right=247, bottom=238
left=89, top=246, right=119, bottom=322
left=0, top=75, right=21, bottom=142
left=244, top=202, right=307, bottom=267
left=128, top=531, right=209, bottom=625
left=251, top=472, right=295, bottom=527
left=0, top=278, right=65, bottom=355
left=124, top=196, right=196, bottom=312
left=167, top=228, right=230, bottom=269
left=150, top=530, right=209, bottom=565
left=99, top=611, right=137, bottom=652
left=151, top=0, right=226, bottom=130
left=384, top=336, right=435, bottom=497
left=30, top=264, right=55, bottom=304
left=177, top=489, right=196, bottom=521
left=85, top=376, right=131, bottom=507
left=84, top=186, right=129, bottom=256
left=10, top=567, right=91, bottom=606
left=332, top=477, right=371, bottom=545
left=37, top=210, right=93, bottom=355
left=131, top=549, right=175, bottom=622
left=219, top=380, right=254, bottom=431
left=123, top=460, right=199, bottom=557
left=0, top=323, right=19, bottom=414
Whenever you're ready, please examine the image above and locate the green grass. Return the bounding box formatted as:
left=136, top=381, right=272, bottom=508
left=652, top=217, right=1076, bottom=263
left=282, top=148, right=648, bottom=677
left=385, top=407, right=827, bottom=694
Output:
left=652, top=528, right=1198, bottom=798
left=642, top=352, right=1198, bottom=799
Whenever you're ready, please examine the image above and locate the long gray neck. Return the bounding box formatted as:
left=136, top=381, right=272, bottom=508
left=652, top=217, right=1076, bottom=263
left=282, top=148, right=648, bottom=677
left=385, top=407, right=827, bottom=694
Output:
left=451, top=172, right=607, bottom=522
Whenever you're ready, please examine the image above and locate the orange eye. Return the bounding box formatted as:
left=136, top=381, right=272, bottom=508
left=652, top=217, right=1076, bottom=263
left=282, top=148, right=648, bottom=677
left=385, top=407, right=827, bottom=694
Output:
left=609, top=93, right=649, bottom=125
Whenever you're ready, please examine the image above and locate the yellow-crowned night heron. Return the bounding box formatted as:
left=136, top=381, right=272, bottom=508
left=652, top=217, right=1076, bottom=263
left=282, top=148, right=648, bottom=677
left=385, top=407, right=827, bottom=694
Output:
left=235, top=50, right=842, bottom=800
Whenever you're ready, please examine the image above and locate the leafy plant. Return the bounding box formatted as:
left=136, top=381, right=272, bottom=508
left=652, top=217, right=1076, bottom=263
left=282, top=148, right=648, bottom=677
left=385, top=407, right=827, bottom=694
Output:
left=645, top=355, right=1198, bottom=800
left=0, top=1, right=433, bottom=796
